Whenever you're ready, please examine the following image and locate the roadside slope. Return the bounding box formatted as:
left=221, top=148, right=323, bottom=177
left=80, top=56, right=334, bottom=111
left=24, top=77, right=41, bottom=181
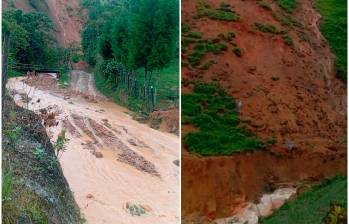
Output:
left=2, top=95, right=82, bottom=223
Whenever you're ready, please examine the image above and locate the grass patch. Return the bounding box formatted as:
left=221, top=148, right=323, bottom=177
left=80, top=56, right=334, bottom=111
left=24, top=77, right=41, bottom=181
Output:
left=233, top=47, right=243, bottom=57
left=283, top=34, right=294, bottom=46
left=186, top=31, right=203, bottom=39
left=188, top=42, right=227, bottom=66
left=197, top=1, right=241, bottom=21
left=199, top=60, right=215, bottom=70
left=272, top=13, right=302, bottom=27
left=182, top=82, right=264, bottom=156
left=258, top=0, right=272, bottom=10
left=277, top=0, right=297, bottom=12
left=95, top=59, right=179, bottom=111
left=261, top=175, right=347, bottom=223
left=58, top=71, right=70, bottom=88
left=315, top=0, right=347, bottom=80
left=253, top=22, right=283, bottom=34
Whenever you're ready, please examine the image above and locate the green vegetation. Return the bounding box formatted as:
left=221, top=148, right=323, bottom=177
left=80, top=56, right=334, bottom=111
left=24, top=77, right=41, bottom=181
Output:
left=227, top=31, right=236, bottom=41
left=95, top=58, right=179, bottom=111
left=277, top=0, right=297, bottom=12
left=272, top=13, right=302, bottom=27
left=258, top=0, right=272, bottom=10
left=197, top=1, right=241, bottom=21
left=2, top=97, right=82, bottom=223
left=188, top=42, right=227, bottom=66
left=187, top=31, right=203, bottom=39
left=82, top=0, right=179, bottom=112
left=315, top=0, right=347, bottom=80
left=2, top=170, right=13, bottom=203
left=182, top=83, right=264, bottom=156
left=253, top=22, right=283, bottom=34
left=199, top=60, right=215, bottom=70
left=233, top=47, right=243, bottom=57
left=2, top=9, right=78, bottom=78
left=261, top=175, right=347, bottom=224
left=283, top=34, right=294, bottom=46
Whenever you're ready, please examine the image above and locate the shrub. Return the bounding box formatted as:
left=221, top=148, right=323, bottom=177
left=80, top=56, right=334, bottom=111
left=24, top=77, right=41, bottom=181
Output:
left=258, top=1, right=272, bottom=10
left=188, top=42, right=227, bottom=66
left=199, top=60, right=215, bottom=70
left=187, top=31, right=203, bottom=39
left=182, top=23, right=190, bottom=33
left=253, top=23, right=282, bottom=34
left=283, top=34, right=294, bottom=46
left=233, top=47, right=243, bottom=57
left=2, top=170, right=13, bottom=203
left=197, top=1, right=241, bottom=21
left=277, top=0, right=297, bottom=12
left=227, top=31, right=236, bottom=41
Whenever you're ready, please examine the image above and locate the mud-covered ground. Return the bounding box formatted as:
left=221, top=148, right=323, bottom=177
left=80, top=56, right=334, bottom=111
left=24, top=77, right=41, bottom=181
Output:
left=7, top=72, right=179, bottom=224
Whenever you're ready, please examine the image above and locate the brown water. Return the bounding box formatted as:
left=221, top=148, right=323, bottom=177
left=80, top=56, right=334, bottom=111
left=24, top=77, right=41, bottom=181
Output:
left=7, top=75, right=179, bottom=224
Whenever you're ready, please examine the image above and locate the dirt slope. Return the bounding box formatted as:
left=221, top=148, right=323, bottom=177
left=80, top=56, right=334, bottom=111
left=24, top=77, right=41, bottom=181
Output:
left=2, top=0, right=84, bottom=47
left=2, top=96, right=82, bottom=223
left=182, top=0, right=346, bottom=221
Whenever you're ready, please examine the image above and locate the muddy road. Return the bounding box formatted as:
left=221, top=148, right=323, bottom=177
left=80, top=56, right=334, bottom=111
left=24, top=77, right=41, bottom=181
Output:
left=7, top=71, right=179, bottom=224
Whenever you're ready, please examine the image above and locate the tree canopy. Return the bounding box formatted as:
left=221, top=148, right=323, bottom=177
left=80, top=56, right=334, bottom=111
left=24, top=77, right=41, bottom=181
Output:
left=81, top=0, right=179, bottom=73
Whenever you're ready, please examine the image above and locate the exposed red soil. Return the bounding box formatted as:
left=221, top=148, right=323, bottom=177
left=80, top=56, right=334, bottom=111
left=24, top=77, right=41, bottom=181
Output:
left=150, top=108, right=179, bottom=135
left=182, top=0, right=347, bottom=221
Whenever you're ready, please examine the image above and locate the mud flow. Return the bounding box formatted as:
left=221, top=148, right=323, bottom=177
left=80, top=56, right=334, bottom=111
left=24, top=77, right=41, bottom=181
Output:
left=7, top=72, right=179, bottom=224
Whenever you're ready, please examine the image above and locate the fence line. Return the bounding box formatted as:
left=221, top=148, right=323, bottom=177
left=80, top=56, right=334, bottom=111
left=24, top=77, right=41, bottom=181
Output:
left=108, top=64, right=157, bottom=110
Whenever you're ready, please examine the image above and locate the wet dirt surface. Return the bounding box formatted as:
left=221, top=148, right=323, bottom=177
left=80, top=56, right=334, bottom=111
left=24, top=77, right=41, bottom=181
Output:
left=181, top=0, right=347, bottom=221
left=7, top=72, right=179, bottom=224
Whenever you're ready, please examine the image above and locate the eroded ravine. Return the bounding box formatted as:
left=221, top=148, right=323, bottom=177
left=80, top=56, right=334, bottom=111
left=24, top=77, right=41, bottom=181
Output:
left=7, top=72, right=179, bottom=224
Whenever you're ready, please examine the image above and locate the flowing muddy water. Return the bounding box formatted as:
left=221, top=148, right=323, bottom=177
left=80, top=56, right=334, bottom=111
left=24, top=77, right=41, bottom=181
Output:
left=7, top=73, right=179, bottom=224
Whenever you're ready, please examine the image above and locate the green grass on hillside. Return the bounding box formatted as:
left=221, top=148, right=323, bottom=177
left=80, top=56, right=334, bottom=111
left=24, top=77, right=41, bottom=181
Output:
left=261, top=175, right=347, bottom=224
left=316, top=0, right=347, bottom=80
left=277, top=0, right=297, bottom=12
left=95, top=59, right=179, bottom=111
left=197, top=1, right=241, bottom=21
left=182, top=82, right=264, bottom=156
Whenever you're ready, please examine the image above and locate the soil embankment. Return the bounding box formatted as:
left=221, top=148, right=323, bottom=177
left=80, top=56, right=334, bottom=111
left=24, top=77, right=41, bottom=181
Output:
left=2, top=96, right=82, bottom=223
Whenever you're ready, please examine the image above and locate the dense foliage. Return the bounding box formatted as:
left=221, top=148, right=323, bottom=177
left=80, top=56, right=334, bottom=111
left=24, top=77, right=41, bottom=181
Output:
left=316, top=0, right=347, bottom=80
left=261, top=175, right=347, bottom=223
left=81, top=0, right=178, bottom=72
left=2, top=9, right=76, bottom=75
left=182, top=83, right=264, bottom=155
left=81, top=0, right=179, bottom=111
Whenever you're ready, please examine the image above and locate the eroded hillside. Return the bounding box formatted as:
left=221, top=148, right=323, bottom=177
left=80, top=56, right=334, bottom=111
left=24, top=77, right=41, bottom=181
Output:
left=182, top=0, right=346, bottom=222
